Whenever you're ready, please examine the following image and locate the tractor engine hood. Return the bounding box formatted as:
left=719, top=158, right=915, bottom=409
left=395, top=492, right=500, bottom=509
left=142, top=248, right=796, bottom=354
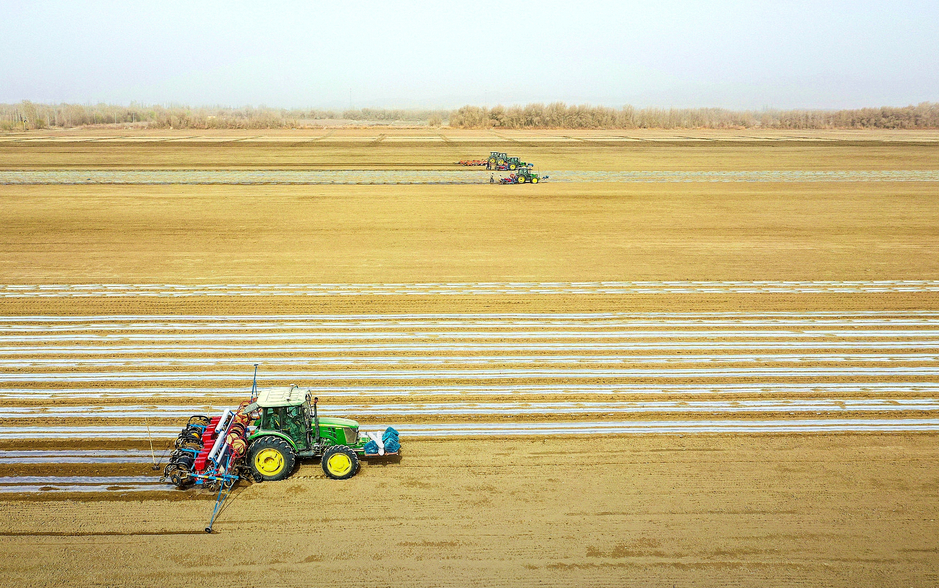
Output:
left=317, top=416, right=360, bottom=429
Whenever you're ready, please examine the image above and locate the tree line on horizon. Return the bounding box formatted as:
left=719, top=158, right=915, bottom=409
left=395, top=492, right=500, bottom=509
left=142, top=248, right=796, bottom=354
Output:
left=0, top=102, right=448, bottom=131
left=448, top=102, right=939, bottom=130
left=1, top=100, right=937, bottom=131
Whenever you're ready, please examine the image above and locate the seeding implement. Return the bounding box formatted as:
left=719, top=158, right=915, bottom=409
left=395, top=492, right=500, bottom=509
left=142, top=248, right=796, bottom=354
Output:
left=162, top=370, right=400, bottom=532
left=456, top=158, right=488, bottom=166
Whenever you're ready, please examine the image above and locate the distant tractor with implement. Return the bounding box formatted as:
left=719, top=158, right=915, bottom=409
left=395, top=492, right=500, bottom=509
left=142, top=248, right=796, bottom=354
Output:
left=500, top=167, right=548, bottom=184
left=495, top=156, right=530, bottom=171
left=515, top=167, right=543, bottom=183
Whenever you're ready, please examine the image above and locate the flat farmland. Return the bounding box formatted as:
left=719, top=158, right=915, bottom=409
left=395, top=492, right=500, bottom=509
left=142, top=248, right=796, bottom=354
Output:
left=0, top=130, right=938, bottom=587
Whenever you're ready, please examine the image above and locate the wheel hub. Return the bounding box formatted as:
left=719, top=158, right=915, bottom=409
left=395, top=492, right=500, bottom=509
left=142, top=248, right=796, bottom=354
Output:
left=327, top=453, right=352, bottom=476
left=255, top=448, right=284, bottom=475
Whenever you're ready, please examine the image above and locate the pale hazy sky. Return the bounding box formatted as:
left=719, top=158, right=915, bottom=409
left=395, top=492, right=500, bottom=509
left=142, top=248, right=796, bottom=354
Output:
left=2, top=0, right=937, bottom=109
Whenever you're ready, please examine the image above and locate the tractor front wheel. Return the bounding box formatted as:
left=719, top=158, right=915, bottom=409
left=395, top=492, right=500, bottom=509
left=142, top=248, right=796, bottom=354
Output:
left=322, top=445, right=360, bottom=480
left=532, top=177, right=539, bottom=184
left=248, top=436, right=296, bottom=482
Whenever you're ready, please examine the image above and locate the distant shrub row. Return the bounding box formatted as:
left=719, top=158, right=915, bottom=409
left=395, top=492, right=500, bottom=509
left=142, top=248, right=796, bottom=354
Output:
left=449, top=102, right=939, bottom=130
left=0, top=102, right=448, bottom=131
left=1, top=100, right=937, bottom=131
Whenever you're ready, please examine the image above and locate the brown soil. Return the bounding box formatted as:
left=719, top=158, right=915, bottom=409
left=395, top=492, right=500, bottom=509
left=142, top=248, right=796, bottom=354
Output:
left=4, top=436, right=938, bottom=587
left=1, top=182, right=938, bottom=284
left=0, top=131, right=937, bottom=587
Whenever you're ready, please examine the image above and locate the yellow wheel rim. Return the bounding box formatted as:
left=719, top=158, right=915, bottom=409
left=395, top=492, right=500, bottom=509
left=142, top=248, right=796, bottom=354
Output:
left=255, top=448, right=284, bottom=476
left=327, top=453, right=353, bottom=476
left=518, top=176, right=525, bottom=183
left=532, top=177, right=538, bottom=183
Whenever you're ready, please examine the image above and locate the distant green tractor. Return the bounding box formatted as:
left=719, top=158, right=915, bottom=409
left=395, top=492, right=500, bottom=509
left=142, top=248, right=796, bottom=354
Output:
left=504, top=156, right=531, bottom=170
left=246, top=385, right=399, bottom=481
left=487, top=151, right=508, bottom=168
left=514, top=167, right=545, bottom=184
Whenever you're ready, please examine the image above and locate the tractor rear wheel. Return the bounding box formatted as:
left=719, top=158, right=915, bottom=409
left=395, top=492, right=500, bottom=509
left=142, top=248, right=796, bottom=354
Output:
left=517, top=176, right=526, bottom=183
left=509, top=163, right=517, bottom=170
left=248, top=436, right=296, bottom=482
left=322, top=446, right=360, bottom=480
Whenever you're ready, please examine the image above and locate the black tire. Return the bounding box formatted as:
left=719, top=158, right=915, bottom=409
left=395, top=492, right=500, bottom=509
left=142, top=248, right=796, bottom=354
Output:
left=322, top=445, right=360, bottom=480
left=248, top=436, right=296, bottom=482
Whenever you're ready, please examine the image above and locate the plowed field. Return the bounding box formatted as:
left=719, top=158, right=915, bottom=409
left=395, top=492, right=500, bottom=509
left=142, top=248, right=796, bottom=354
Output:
left=1, top=129, right=937, bottom=587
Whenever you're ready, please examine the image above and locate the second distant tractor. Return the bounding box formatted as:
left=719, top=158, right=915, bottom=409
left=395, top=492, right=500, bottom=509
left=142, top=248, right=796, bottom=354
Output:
left=500, top=167, right=547, bottom=184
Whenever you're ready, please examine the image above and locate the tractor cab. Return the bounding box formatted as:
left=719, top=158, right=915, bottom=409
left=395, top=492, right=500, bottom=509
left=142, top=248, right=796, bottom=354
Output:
left=249, top=385, right=360, bottom=452
left=254, top=385, right=310, bottom=446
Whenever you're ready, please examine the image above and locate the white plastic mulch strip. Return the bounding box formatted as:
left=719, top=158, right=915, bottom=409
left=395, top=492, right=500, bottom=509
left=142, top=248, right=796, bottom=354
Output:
left=2, top=419, right=939, bottom=439
left=1, top=310, right=938, bottom=322
left=0, top=367, right=937, bottom=382
left=1, top=382, right=935, bottom=400
left=2, top=352, right=936, bottom=368
left=2, top=170, right=939, bottom=185
left=5, top=398, right=939, bottom=419
left=0, top=449, right=157, bottom=463
left=1, top=342, right=937, bottom=354
left=3, top=281, right=939, bottom=297
left=0, top=475, right=168, bottom=493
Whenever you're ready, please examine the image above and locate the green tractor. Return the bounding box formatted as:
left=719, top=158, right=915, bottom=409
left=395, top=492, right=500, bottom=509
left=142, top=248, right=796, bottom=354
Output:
left=165, top=379, right=401, bottom=532
left=164, top=382, right=400, bottom=491
left=486, top=152, right=531, bottom=170
left=487, top=151, right=508, bottom=169
left=246, top=385, right=399, bottom=481
left=514, top=167, right=546, bottom=184
left=504, top=156, right=530, bottom=170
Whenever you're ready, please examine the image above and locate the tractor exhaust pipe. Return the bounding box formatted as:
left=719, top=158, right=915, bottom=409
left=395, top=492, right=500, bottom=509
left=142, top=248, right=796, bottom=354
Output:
left=313, top=397, right=320, bottom=445
left=250, top=363, right=259, bottom=402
